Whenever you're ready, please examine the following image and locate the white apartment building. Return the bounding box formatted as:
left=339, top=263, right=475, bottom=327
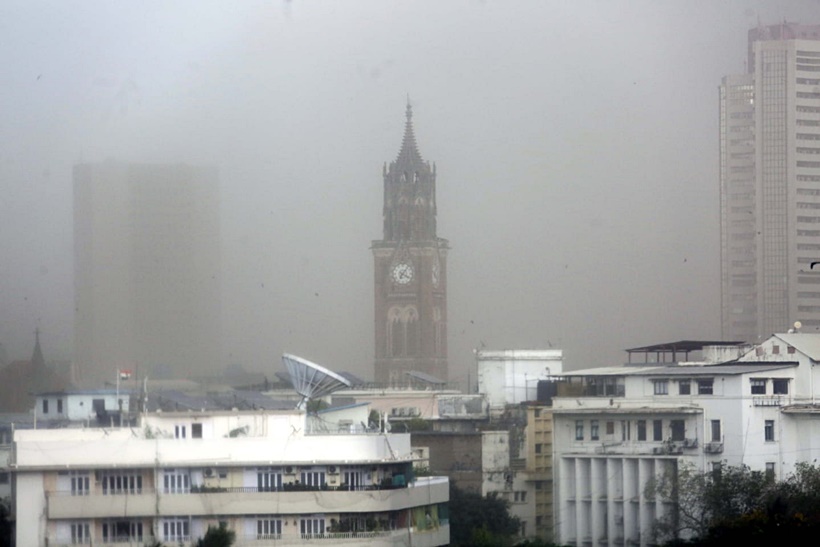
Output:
left=13, top=408, right=449, bottom=546
left=720, top=23, right=820, bottom=342
left=553, top=335, right=820, bottom=546
left=74, top=161, right=222, bottom=384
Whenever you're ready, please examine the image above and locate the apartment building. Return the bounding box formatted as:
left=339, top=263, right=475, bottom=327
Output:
left=13, top=408, right=449, bottom=546
left=553, top=336, right=820, bottom=546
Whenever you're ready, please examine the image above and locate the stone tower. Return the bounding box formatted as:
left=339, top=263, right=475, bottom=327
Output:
left=373, top=104, right=449, bottom=385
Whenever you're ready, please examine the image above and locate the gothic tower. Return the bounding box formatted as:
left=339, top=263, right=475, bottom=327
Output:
left=373, top=104, right=449, bottom=385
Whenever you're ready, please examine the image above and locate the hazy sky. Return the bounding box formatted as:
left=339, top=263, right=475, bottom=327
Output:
left=1, top=0, right=818, bottom=387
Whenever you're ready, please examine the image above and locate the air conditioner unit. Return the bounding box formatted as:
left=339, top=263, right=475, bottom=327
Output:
left=399, top=408, right=407, bottom=416
left=391, top=408, right=398, bottom=416
left=328, top=465, right=337, bottom=474
left=285, top=466, right=294, bottom=474
left=652, top=447, right=665, bottom=455
left=203, top=468, right=214, bottom=478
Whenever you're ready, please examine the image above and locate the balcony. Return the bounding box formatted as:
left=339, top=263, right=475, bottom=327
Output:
left=47, top=477, right=449, bottom=519
left=48, top=525, right=450, bottom=547
left=704, top=442, right=724, bottom=454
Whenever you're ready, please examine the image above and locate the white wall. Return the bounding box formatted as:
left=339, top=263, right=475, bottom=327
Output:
left=477, top=349, right=563, bottom=410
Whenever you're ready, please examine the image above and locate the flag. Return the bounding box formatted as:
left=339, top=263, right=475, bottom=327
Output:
left=119, top=370, right=132, bottom=380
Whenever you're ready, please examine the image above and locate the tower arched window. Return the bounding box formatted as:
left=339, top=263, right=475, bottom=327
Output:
left=387, top=305, right=419, bottom=358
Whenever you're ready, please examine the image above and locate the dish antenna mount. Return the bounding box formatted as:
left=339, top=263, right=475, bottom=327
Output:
left=282, top=353, right=352, bottom=410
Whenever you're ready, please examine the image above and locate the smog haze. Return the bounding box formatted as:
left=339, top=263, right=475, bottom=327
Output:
left=2, top=0, right=818, bottom=386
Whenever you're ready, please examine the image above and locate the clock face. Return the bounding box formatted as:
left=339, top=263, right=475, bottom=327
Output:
left=432, top=263, right=440, bottom=287
left=392, top=262, right=414, bottom=284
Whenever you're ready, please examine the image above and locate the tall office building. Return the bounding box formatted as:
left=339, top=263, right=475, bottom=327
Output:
left=74, top=162, right=222, bottom=384
left=720, top=23, right=820, bottom=342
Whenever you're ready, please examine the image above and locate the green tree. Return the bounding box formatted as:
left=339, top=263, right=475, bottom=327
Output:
left=645, top=462, right=769, bottom=542
left=195, top=522, right=235, bottom=547
left=448, top=483, right=521, bottom=547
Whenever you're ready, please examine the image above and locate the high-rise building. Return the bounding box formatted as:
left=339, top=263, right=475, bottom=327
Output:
left=73, top=161, right=222, bottom=384
left=372, top=105, right=449, bottom=384
left=720, top=23, right=820, bottom=342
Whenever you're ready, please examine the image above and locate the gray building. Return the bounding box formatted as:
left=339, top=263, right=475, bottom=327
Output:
left=720, top=22, right=820, bottom=342
left=74, top=161, right=222, bottom=384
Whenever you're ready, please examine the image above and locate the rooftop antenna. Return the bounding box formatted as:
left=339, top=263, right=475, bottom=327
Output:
left=282, top=353, right=352, bottom=411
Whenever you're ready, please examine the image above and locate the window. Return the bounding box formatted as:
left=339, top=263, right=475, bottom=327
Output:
left=258, top=519, right=282, bottom=539
left=71, top=472, right=90, bottom=496
left=621, top=420, right=630, bottom=441
left=514, top=491, right=527, bottom=502
left=57, top=399, right=63, bottom=413
left=697, top=379, right=714, bottom=395
left=101, top=471, right=142, bottom=495
left=535, top=443, right=542, bottom=454
left=42, top=399, right=49, bottom=414
left=71, top=522, right=90, bottom=544
left=711, top=420, right=721, bottom=442
left=163, top=469, right=190, bottom=494
left=590, top=420, right=599, bottom=441
left=300, top=470, right=326, bottom=488
left=773, top=379, right=789, bottom=394
left=257, top=468, right=282, bottom=491
left=637, top=420, right=647, bottom=441
left=765, top=420, right=775, bottom=442
left=0, top=473, right=8, bottom=485
left=191, top=423, right=202, bottom=439
left=300, top=517, right=326, bottom=537
left=751, top=379, right=766, bottom=394
left=653, top=420, right=663, bottom=441
left=788, top=346, right=796, bottom=354
left=174, top=425, right=186, bottom=439
left=103, top=521, right=143, bottom=543
left=670, top=420, right=685, bottom=441
left=766, top=462, right=776, bottom=480
left=163, top=518, right=190, bottom=542
left=575, top=420, right=584, bottom=441
left=606, top=421, right=615, bottom=435
left=678, top=380, right=691, bottom=395
left=653, top=380, right=669, bottom=395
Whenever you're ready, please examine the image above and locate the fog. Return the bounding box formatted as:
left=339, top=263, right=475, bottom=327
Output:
left=1, top=0, right=817, bottom=387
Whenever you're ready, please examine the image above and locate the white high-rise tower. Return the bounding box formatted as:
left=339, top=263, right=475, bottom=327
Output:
left=720, top=23, right=820, bottom=342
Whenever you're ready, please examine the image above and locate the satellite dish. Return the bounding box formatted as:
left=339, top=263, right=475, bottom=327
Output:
left=282, top=353, right=352, bottom=410
left=795, top=321, right=803, bottom=331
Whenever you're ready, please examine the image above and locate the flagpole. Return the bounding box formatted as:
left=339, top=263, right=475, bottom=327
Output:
left=116, top=369, right=120, bottom=427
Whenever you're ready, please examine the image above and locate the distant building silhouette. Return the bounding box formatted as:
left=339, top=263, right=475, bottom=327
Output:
left=73, top=162, right=222, bottom=385
left=0, top=329, right=71, bottom=412
left=372, top=104, right=449, bottom=384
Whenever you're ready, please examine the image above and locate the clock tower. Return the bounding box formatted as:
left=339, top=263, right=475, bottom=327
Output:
left=373, top=104, right=448, bottom=385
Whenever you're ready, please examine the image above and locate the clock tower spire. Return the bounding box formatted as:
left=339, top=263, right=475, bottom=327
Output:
left=373, top=104, right=449, bottom=385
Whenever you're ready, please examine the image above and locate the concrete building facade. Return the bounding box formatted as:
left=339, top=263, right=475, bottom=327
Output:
left=552, top=335, right=820, bottom=546
left=13, top=408, right=449, bottom=546
left=720, top=23, right=820, bottom=342
left=73, top=162, right=222, bottom=384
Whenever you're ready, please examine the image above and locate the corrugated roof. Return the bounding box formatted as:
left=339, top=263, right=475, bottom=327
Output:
left=559, top=363, right=796, bottom=378
left=626, top=340, right=745, bottom=353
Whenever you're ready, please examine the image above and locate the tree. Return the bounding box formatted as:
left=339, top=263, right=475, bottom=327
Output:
left=448, top=483, right=521, bottom=547
left=195, top=522, right=235, bottom=547
left=645, top=462, right=769, bottom=543
left=645, top=461, right=820, bottom=545
left=0, top=498, right=12, bottom=547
